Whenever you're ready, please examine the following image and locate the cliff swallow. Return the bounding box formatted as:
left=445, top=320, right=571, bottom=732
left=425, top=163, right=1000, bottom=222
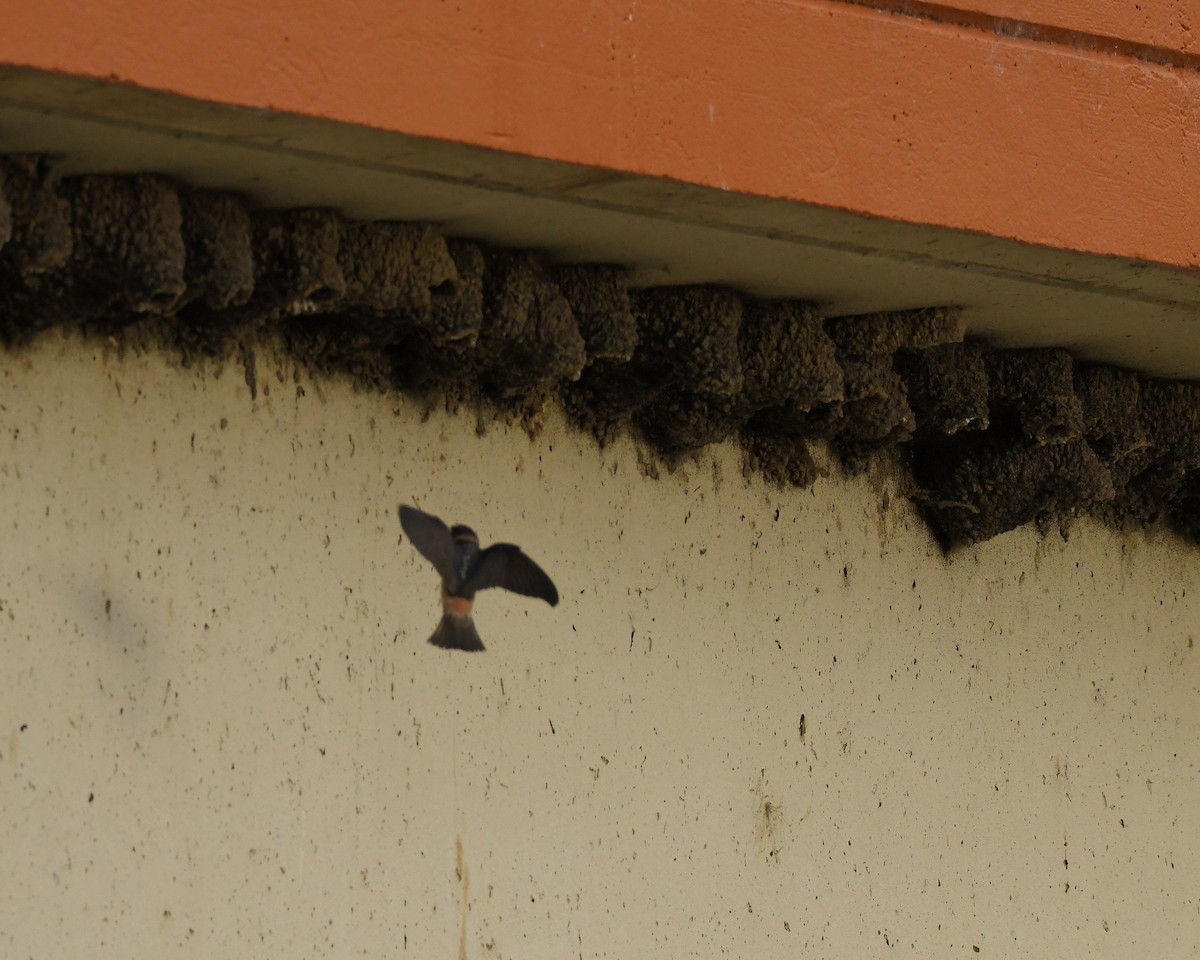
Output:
left=399, top=504, right=559, bottom=652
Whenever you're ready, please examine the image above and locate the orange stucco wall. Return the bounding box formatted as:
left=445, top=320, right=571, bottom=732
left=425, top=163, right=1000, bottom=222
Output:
left=4, top=0, right=1198, bottom=270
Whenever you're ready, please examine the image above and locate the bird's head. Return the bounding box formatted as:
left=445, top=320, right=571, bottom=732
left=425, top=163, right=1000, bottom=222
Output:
left=450, top=525, right=479, bottom=544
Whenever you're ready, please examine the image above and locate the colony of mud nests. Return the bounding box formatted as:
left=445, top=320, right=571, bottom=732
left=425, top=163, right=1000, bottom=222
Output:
left=2, top=154, right=1199, bottom=548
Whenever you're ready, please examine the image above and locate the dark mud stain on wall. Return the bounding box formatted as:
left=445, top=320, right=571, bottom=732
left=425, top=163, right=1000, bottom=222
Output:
left=2, top=153, right=1199, bottom=548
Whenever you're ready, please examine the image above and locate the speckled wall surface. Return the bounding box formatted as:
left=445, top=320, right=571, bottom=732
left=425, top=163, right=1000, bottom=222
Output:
left=2, top=334, right=1197, bottom=957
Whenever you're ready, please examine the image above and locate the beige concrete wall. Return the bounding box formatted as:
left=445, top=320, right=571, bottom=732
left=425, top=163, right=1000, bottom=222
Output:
left=1, top=333, right=1197, bottom=958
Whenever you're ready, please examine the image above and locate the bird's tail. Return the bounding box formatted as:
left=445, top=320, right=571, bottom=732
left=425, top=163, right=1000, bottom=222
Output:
left=428, top=612, right=485, bottom=652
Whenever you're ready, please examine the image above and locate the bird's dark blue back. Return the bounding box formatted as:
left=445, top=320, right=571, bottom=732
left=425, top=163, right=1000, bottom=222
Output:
left=450, top=525, right=481, bottom=595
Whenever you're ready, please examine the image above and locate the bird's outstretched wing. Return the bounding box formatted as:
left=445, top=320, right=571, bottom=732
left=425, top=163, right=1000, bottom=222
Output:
left=399, top=505, right=458, bottom=583
left=466, top=544, right=559, bottom=605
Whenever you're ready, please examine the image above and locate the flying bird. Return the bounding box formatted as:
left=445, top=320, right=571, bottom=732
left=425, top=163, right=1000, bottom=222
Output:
left=399, top=504, right=559, bottom=651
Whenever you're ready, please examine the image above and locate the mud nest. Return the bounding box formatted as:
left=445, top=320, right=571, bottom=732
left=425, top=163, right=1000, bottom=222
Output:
left=3, top=153, right=1200, bottom=548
